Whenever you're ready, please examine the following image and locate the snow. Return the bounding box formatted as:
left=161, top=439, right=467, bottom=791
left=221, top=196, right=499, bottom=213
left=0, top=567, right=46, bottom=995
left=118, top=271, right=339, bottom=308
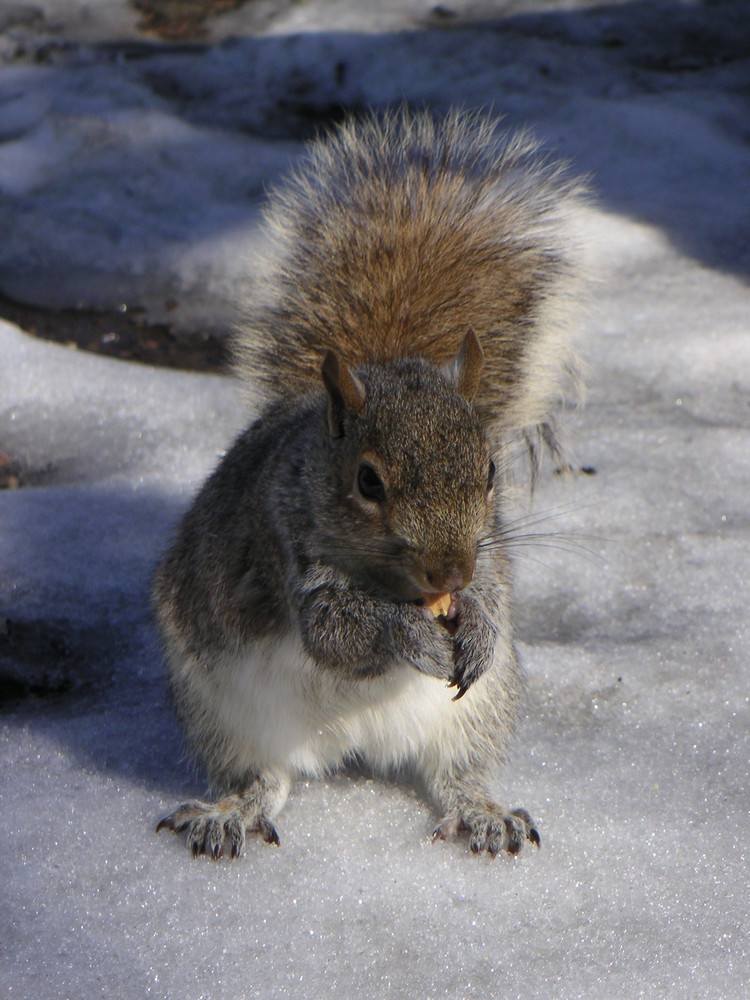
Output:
left=1, top=1, right=749, bottom=997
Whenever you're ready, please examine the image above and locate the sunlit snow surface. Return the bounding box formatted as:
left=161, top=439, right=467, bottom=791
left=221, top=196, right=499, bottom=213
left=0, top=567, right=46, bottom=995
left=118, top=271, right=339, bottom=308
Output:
left=1, top=2, right=749, bottom=997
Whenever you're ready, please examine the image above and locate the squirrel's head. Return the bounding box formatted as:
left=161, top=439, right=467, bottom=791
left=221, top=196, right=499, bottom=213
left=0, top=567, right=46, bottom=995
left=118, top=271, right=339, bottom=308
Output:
left=316, top=332, right=497, bottom=602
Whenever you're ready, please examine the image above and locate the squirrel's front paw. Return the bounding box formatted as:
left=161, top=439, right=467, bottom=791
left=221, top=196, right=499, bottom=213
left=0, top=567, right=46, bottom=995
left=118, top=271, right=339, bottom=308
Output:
left=433, top=806, right=540, bottom=857
left=156, top=797, right=280, bottom=859
left=392, top=607, right=455, bottom=680
left=448, top=595, right=497, bottom=699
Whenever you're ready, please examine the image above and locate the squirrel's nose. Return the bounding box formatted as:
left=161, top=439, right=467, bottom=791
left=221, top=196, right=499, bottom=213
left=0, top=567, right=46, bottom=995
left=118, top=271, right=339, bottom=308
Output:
left=425, top=561, right=474, bottom=594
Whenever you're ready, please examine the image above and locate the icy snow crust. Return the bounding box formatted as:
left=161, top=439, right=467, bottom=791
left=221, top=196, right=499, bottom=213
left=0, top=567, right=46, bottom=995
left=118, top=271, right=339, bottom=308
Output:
left=1, top=2, right=749, bottom=998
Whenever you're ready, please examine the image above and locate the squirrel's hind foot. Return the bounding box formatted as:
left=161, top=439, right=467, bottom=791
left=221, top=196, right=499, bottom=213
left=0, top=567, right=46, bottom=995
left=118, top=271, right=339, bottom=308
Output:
left=432, top=806, right=540, bottom=857
left=156, top=796, right=280, bottom=859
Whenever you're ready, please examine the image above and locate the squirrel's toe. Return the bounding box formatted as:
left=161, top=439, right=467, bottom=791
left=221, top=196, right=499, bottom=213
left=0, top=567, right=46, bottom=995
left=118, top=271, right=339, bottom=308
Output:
left=156, top=797, right=281, bottom=858
left=433, top=805, right=540, bottom=857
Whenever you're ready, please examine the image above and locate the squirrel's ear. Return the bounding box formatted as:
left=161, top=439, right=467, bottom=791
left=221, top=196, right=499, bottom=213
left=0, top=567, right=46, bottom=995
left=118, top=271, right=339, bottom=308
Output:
left=451, top=330, right=484, bottom=400
left=321, top=350, right=366, bottom=437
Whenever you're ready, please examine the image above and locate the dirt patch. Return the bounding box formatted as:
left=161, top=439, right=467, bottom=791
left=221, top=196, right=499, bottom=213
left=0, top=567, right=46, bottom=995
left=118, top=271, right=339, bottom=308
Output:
left=133, top=0, right=251, bottom=40
left=0, top=451, right=58, bottom=491
left=0, top=617, right=118, bottom=704
left=0, top=293, right=227, bottom=373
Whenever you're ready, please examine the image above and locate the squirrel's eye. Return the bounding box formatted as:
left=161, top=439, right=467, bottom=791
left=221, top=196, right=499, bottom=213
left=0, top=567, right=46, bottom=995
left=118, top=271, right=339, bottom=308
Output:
left=357, top=463, right=386, bottom=503
left=487, top=459, right=496, bottom=492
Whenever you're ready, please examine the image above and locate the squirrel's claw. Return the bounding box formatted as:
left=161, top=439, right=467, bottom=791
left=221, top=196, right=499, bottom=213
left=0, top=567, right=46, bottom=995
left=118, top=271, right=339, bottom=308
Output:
left=155, top=800, right=204, bottom=835
left=448, top=651, right=479, bottom=699
left=447, top=672, right=471, bottom=700
left=256, top=816, right=281, bottom=846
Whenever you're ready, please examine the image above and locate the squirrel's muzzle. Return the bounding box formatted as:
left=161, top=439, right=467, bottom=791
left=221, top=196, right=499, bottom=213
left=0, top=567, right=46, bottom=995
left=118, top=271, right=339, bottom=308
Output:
left=423, top=559, right=474, bottom=595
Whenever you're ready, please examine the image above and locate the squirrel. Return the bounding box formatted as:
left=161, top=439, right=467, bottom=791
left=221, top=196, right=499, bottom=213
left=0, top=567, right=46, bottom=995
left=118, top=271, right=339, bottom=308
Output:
left=154, top=108, right=586, bottom=860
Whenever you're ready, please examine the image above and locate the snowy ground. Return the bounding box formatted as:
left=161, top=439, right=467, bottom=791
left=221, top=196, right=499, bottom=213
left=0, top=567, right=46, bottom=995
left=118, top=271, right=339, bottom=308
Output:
left=1, top=2, right=749, bottom=998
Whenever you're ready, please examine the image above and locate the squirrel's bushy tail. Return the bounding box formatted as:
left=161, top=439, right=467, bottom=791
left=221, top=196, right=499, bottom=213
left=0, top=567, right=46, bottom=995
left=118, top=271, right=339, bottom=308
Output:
left=233, top=107, right=587, bottom=448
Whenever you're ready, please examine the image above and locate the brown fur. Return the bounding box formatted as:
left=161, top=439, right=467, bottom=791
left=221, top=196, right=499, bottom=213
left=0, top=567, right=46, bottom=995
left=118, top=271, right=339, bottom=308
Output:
left=233, top=108, right=587, bottom=443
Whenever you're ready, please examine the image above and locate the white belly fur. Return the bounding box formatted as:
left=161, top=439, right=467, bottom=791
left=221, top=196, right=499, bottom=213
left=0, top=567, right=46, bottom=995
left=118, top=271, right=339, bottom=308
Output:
left=176, top=633, right=462, bottom=781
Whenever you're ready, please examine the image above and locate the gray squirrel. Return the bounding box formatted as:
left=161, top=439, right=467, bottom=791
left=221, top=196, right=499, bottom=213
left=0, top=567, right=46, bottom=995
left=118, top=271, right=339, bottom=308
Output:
left=154, top=108, right=586, bottom=859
